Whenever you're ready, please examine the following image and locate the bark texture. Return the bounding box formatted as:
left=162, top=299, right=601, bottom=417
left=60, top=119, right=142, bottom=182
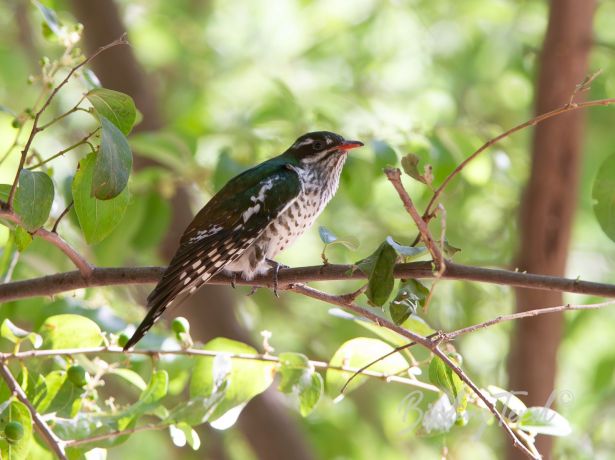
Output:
left=508, top=1, right=595, bottom=458
left=69, top=2, right=314, bottom=459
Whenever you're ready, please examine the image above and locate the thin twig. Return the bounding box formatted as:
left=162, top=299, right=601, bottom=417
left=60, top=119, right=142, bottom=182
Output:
left=2, top=261, right=615, bottom=302
left=444, top=300, right=615, bottom=341
left=0, top=345, right=438, bottom=393
left=6, top=34, right=128, bottom=208
left=288, top=283, right=537, bottom=459
left=0, top=360, right=67, bottom=459
left=65, top=423, right=168, bottom=448
left=420, top=97, right=615, bottom=224
left=52, top=201, right=74, bottom=233
left=37, top=93, right=88, bottom=131
left=431, top=347, right=537, bottom=459
left=27, top=128, right=99, bottom=170
left=0, top=209, right=93, bottom=277
left=384, top=167, right=444, bottom=270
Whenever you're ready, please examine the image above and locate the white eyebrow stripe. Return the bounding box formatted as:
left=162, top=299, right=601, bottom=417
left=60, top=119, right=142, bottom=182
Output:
left=293, top=138, right=314, bottom=149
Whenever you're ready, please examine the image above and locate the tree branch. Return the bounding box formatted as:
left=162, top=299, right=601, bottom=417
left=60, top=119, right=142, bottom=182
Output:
left=385, top=167, right=444, bottom=270
left=0, top=360, right=67, bottom=459
left=0, top=210, right=93, bottom=278
left=2, top=260, right=615, bottom=303
left=0, top=346, right=438, bottom=393
left=421, top=97, right=615, bottom=222
left=444, top=299, right=615, bottom=341
left=5, top=34, right=128, bottom=208
left=286, top=283, right=538, bottom=459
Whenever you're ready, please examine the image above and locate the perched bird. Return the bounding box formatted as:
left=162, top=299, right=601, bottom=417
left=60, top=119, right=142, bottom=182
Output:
left=123, top=131, right=363, bottom=349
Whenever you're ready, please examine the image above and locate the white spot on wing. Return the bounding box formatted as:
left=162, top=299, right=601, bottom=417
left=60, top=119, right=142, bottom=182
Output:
left=189, top=225, right=223, bottom=243
left=242, top=203, right=261, bottom=222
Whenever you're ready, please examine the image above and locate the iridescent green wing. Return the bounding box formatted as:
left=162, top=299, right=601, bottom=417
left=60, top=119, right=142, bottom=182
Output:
left=124, top=161, right=301, bottom=349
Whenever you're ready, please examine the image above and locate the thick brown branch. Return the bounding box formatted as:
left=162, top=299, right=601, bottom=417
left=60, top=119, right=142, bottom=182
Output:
left=2, top=261, right=615, bottom=303
left=0, top=361, right=67, bottom=459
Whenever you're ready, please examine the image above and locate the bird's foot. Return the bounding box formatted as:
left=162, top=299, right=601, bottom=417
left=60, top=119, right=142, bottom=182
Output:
left=266, top=259, right=289, bottom=298
left=230, top=272, right=237, bottom=289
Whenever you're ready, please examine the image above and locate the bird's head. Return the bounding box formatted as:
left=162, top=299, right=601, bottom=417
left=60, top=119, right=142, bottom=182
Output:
left=287, top=131, right=363, bottom=166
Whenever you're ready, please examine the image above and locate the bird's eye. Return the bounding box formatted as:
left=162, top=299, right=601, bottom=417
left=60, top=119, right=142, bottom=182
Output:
left=313, top=141, right=324, bottom=150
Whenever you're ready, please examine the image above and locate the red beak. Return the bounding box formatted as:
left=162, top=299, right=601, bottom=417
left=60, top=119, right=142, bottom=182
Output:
left=338, top=140, right=364, bottom=151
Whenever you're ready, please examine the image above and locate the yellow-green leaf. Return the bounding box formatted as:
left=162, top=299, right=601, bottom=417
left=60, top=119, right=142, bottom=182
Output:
left=72, top=153, right=130, bottom=245
left=87, top=88, right=136, bottom=135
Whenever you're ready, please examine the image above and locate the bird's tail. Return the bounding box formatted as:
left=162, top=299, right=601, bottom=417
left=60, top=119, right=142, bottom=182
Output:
left=122, top=269, right=210, bottom=351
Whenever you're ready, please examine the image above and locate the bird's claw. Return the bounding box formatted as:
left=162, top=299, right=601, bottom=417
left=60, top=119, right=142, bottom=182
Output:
left=266, top=259, right=288, bottom=298
left=230, top=272, right=237, bottom=289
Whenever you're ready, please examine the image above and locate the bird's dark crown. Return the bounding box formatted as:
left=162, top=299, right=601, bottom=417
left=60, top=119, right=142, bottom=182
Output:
left=286, top=131, right=363, bottom=162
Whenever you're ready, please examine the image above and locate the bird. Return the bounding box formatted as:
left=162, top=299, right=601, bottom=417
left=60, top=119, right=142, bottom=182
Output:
left=123, top=131, right=364, bottom=350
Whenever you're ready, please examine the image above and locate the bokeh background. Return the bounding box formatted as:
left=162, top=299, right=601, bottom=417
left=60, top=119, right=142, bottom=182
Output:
left=1, top=0, right=615, bottom=459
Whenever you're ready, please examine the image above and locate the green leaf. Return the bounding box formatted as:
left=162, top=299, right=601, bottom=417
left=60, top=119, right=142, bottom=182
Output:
left=0, top=400, right=33, bottom=460
left=39, top=314, right=103, bottom=349
left=118, top=370, right=168, bottom=430
left=13, top=227, right=32, bottom=252
left=0, top=319, right=42, bottom=348
left=72, top=153, right=130, bottom=245
left=299, top=373, right=323, bottom=417
left=443, top=240, right=461, bottom=258
left=326, top=337, right=408, bottom=396
left=33, top=0, right=62, bottom=37
left=385, top=236, right=427, bottom=259
left=318, top=226, right=338, bottom=244
left=428, top=356, right=464, bottom=407
left=36, top=371, right=84, bottom=418
left=357, top=241, right=398, bottom=306
left=592, top=153, right=615, bottom=243
left=108, top=368, right=147, bottom=391
left=277, top=353, right=322, bottom=416
left=190, top=338, right=275, bottom=427
left=166, top=394, right=226, bottom=427
left=389, top=279, right=430, bottom=324
left=319, top=226, right=359, bottom=251
left=92, top=116, right=133, bottom=199
left=87, top=88, right=137, bottom=135
left=487, top=385, right=527, bottom=420
left=277, top=353, right=309, bottom=392
left=401, top=153, right=432, bottom=186
left=13, top=170, right=54, bottom=232
left=518, top=407, right=572, bottom=437
left=25, top=373, right=47, bottom=409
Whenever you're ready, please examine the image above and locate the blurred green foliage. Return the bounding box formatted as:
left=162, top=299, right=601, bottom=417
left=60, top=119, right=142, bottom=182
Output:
left=1, top=0, right=615, bottom=459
